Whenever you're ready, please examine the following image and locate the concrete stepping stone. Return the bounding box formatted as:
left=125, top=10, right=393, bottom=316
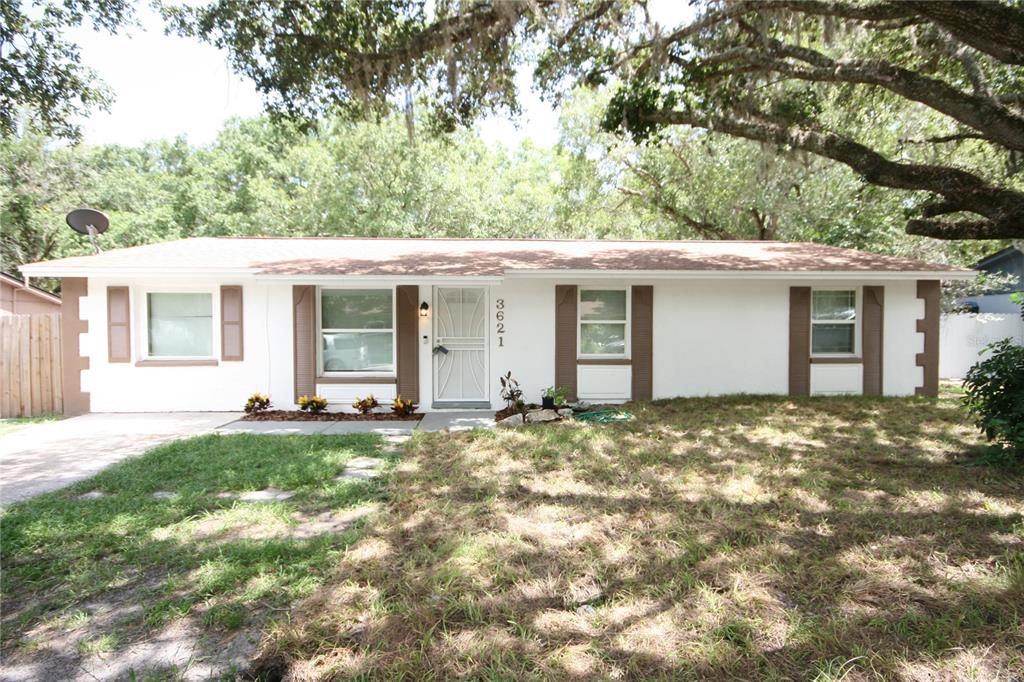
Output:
left=383, top=434, right=410, bottom=445
left=77, top=491, right=105, bottom=500
left=152, top=491, right=175, bottom=500
left=290, top=503, right=381, bottom=539
left=238, top=488, right=294, bottom=502
left=345, top=456, right=384, bottom=470
left=335, top=468, right=381, bottom=481
left=215, top=492, right=236, bottom=499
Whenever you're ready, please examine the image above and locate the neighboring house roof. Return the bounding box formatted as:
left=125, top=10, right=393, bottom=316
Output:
left=973, top=246, right=1023, bottom=292
left=19, top=237, right=974, bottom=280
left=0, top=271, right=62, bottom=304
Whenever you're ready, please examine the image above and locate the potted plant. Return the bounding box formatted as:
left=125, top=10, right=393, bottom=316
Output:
left=542, top=385, right=569, bottom=409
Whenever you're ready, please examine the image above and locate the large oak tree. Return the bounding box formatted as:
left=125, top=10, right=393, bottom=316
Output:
left=169, top=0, right=1024, bottom=240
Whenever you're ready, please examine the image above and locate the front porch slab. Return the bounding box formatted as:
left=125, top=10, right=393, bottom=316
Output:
left=418, top=411, right=496, bottom=432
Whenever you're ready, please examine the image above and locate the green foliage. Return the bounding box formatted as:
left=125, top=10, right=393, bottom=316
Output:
left=542, top=385, right=570, bottom=406
left=352, top=395, right=380, bottom=415
left=297, top=395, right=329, bottom=414
left=243, top=392, right=271, bottom=414
left=601, top=80, right=676, bottom=143
left=963, top=340, right=1024, bottom=455
left=1, top=0, right=133, bottom=139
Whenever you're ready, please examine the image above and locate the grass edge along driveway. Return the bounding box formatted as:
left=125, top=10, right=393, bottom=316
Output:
left=1, top=432, right=395, bottom=680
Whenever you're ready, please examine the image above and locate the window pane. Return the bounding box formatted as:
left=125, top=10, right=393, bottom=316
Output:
left=321, top=290, right=392, bottom=330
left=812, top=323, right=855, bottom=354
left=580, top=290, right=627, bottom=321
left=580, top=323, right=626, bottom=355
left=148, top=293, right=212, bottom=357
left=322, top=332, right=394, bottom=372
left=812, top=291, right=856, bottom=321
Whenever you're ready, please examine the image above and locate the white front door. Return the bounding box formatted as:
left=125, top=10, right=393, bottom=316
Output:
left=433, top=287, right=488, bottom=404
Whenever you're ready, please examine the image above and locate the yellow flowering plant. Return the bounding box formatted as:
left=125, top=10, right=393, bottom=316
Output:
left=298, top=395, right=329, bottom=414
left=244, top=392, right=272, bottom=414
left=391, top=396, right=417, bottom=416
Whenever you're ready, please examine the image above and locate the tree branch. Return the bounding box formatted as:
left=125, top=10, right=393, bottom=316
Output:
left=715, top=33, right=1024, bottom=151
left=903, top=0, right=1024, bottom=66
left=642, top=108, right=1024, bottom=239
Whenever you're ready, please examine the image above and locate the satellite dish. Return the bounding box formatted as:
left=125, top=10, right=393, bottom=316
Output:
left=66, top=208, right=109, bottom=253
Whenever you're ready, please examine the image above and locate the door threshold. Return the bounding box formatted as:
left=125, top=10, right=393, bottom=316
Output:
left=431, top=401, right=492, bottom=410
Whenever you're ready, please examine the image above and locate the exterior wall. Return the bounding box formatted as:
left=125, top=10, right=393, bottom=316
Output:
left=82, top=277, right=293, bottom=412
left=77, top=275, right=930, bottom=412
left=1, top=279, right=62, bottom=315
left=962, top=293, right=1022, bottom=315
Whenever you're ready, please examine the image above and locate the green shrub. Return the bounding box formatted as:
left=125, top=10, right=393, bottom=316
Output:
left=244, top=392, right=272, bottom=414
left=298, top=395, right=329, bottom=414
left=963, top=339, right=1024, bottom=455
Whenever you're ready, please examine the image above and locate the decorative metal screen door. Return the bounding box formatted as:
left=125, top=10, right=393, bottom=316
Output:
left=433, top=287, right=488, bottom=403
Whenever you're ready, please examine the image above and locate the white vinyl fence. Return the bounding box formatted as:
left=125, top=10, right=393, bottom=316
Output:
left=940, top=313, right=1024, bottom=379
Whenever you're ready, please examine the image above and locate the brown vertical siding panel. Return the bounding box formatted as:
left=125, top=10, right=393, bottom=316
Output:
left=915, top=279, right=940, bottom=397
left=220, top=285, right=244, bottom=361
left=293, top=285, right=316, bottom=402
left=62, top=277, right=90, bottom=415
left=631, top=285, right=653, bottom=401
left=107, top=286, right=131, bottom=363
left=555, top=285, right=578, bottom=401
left=789, top=287, right=811, bottom=396
left=862, top=286, right=884, bottom=395
left=395, top=285, right=420, bottom=404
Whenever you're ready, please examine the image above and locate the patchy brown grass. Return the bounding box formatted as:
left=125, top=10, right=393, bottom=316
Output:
left=253, top=388, right=1024, bottom=680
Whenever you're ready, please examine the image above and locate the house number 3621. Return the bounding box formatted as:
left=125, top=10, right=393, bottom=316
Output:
left=495, top=298, right=505, bottom=347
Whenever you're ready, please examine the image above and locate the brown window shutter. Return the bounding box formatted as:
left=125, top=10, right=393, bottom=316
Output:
left=220, top=286, right=244, bottom=361
left=395, top=285, right=420, bottom=404
left=107, top=286, right=131, bottom=363
left=555, top=285, right=578, bottom=401
left=789, top=286, right=811, bottom=396
left=862, top=286, right=884, bottom=395
left=631, top=285, right=653, bottom=401
left=293, top=285, right=316, bottom=402
left=915, top=280, right=940, bottom=397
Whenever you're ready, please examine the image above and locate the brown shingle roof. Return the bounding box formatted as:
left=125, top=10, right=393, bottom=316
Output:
left=21, top=237, right=971, bottom=277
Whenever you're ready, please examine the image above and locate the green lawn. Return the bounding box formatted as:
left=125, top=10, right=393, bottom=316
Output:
left=0, top=414, right=61, bottom=436
left=0, top=433, right=394, bottom=678
left=254, top=391, right=1023, bottom=680
left=3, top=392, right=1022, bottom=680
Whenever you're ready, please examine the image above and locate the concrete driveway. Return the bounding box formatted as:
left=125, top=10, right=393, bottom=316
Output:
left=0, top=413, right=239, bottom=504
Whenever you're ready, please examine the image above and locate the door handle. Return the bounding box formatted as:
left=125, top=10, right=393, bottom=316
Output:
left=432, top=345, right=449, bottom=355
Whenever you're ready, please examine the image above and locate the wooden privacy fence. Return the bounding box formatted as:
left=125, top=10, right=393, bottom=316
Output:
left=0, top=313, right=63, bottom=417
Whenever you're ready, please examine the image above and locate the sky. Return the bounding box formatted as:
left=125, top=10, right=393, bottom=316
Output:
left=71, top=2, right=693, bottom=149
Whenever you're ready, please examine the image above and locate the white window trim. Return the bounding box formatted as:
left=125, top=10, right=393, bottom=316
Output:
left=577, top=285, right=631, bottom=359
left=139, top=287, right=218, bottom=361
left=810, top=287, right=860, bottom=358
left=317, top=285, right=397, bottom=378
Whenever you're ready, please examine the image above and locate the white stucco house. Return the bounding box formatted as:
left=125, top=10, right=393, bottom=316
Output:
left=19, top=237, right=972, bottom=415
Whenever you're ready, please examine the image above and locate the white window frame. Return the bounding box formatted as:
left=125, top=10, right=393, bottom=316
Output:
left=317, top=286, right=397, bottom=377
left=140, top=287, right=218, bottom=361
left=810, top=288, right=860, bottom=358
left=577, top=285, right=631, bottom=359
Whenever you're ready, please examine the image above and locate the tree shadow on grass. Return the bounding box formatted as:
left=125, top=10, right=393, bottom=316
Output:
left=0, top=433, right=392, bottom=681
left=252, top=394, right=1024, bottom=680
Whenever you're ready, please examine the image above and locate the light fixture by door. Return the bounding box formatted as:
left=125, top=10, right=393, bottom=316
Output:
left=419, top=301, right=430, bottom=317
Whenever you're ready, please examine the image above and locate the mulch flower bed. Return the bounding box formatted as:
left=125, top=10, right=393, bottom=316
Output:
left=242, top=410, right=423, bottom=422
